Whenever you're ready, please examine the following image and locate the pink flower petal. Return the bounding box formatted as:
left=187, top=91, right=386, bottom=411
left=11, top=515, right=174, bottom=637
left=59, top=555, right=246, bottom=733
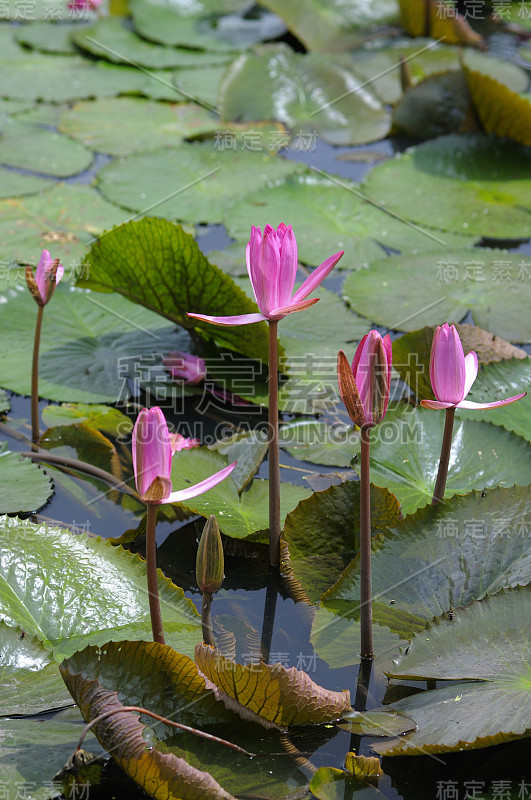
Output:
left=187, top=312, right=267, bottom=326
left=291, top=251, right=344, bottom=304
left=456, top=393, right=527, bottom=410
left=165, top=462, right=236, bottom=504
left=430, top=323, right=466, bottom=404
left=420, top=399, right=457, bottom=410
left=132, top=407, right=172, bottom=499
left=277, top=225, right=298, bottom=307
left=268, top=297, right=319, bottom=319
left=462, top=351, right=478, bottom=400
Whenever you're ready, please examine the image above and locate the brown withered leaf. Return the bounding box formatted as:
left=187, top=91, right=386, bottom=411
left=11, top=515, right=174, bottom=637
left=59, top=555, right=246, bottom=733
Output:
left=194, top=643, right=351, bottom=726
left=464, top=67, right=531, bottom=145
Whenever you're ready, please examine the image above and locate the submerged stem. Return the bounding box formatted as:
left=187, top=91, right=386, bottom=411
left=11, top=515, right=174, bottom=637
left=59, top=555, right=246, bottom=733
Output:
left=31, top=304, right=44, bottom=444
left=360, top=427, right=373, bottom=659
left=268, top=320, right=281, bottom=567
left=146, top=504, right=165, bottom=645
left=431, top=407, right=455, bottom=505
left=201, top=591, right=214, bottom=646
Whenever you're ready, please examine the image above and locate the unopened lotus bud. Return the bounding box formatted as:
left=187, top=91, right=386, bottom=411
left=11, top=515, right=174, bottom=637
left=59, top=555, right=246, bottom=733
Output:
left=196, top=515, right=224, bottom=594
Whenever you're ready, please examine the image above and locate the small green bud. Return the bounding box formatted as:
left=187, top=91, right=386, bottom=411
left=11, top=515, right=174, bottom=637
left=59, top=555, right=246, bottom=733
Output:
left=196, top=515, right=224, bottom=594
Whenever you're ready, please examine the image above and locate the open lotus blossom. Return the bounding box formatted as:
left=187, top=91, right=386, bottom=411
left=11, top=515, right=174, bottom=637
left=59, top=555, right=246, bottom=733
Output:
left=25, top=249, right=64, bottom=306
left=162, top=351, right=206, bottom=384
left=337, top=331, right=393, bottom=428
left=133, top=407, right=235, bottom=505
left=420, top=324, right=526, bottom=410
left=187, top=223, right=343, bottom=326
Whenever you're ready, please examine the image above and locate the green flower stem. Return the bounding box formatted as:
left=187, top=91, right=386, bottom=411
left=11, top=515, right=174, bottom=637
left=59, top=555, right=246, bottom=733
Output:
left=360, top=427, right=373, bottom=659
left=31, top=304, right=44, bottom=444
left=432, top=407, right=456, bottom=505
left=201, top=591, right=214, bottom=646
left=268, top=320, right=281, bottom=567
left=146, top=503, right=165, bottom=646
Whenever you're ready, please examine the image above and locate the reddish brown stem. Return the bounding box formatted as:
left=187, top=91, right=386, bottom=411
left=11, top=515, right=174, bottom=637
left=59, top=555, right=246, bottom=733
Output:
left=31, top=304, right=44, bottom=444
left=20, top=451, right=139, bottom=499
left=360, top=427, right=373, bottom=659
left=146, top=503, right=165, bottom=645
left=432, top=407, right=455, bottom=505
left=268, top=320, right=281, bottom=567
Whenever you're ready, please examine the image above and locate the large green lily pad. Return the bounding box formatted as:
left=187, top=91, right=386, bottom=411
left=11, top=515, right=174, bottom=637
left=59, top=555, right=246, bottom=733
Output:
left=173, top=65, right=226, bottom=107
left=0, top=166, right=53, bottom=199
left=309, top=767, right=386, bottom=800
left=219, top=45, right=390, bottom=146
left=14, top=21, right=83, bottom=54
left=0, top=183, right=131, bottom=268
left=97, top=141, right=304, bottom=224
left=41, top=403, right=133, bottom=437
left=279, top=420, right=361, bottom=467
left=357, top=405, right=531, bottom=515
left=170, top=447, right=311, bottom=540
left=375, top=586, right=531, bottom=755
left=0, top=443, right=54, bottom=514
left=0, top=117, right=93, bottom=176
left=362, top=133, right=531, bottom=239
left=0, top=285, right=193, bottom=403
left=58, top=98, right=223, bottom=156
left=130, top=0, right=246, bottom=50
left=77, top=218, right=270, bottom=364
left=73, top=17, right=234, bottom=68
left=225, top=174, right=479, bottom=269
left=343, top=248, right=531, bottom=343
left=0, top=516, right=202, bottom=661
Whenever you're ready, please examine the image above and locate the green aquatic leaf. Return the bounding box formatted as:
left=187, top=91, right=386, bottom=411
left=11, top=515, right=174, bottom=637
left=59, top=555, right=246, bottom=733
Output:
left=14, top=21, right=83, bottom=54
left=172, top=65, right=227, bottom=107
left=392, top=70, right=475, bottom=140
left=0, top=516, right=202, bottom=661
left=41, top=403, right=133, bottom=438
left=0, top=285, right=192, bottom=403
left=0, top=117, right=93, bottom=177
left=0, top=388, right=9, bottom=413
left=0, top=443, right=54, bottom=514
left=362, top=133, right=531, bottom=239
left=0, top=166, right=54, bottom=200
left=279, top=420, right=361, bottom=468
left=342, top=248, right=531, bottom=343
left=465, top=66, right=531, bottom=146
left=309, top=767, right=386, bottom=800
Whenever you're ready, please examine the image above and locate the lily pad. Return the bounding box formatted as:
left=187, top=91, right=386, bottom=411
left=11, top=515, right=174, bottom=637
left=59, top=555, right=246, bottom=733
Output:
left=0, top=285, right=193, bottom=403
left=0, top=117, right=93, bottom=177
left=0, top=183, right=131, bottom=268
left=376, top=586, right=531, bottom=755
left=357, top=405, right=531, bottom=515
left=309, top=767, right=386, bottom=800
left=41, top=403, right=133, bottom=437
left=219, top=45, right=390, bottom=146
left=258, top=0, right=398, bottom=52
left=170, top=446, right=311, bottom=540
left=279, top=420, right=361, bottom=467
left=0, top=166, right=53, bottom=199
left=77, top=217, right=270, bottom=364
left=392, top=70, right=475, bottom=140
left=343, top=248, right=531, bottom=343
left=337, top=709, right=416, bottom=736
left=97, top=141, right=304, bottom=225
left=173, top=65, right=226, bottom=107
left=14, top=21, right=83, bottom=54
left=0, top=443, right=54, bottom=514
left=58, top=98, right=223, bottom=156
left=362, top=133, right=531, bottom=239
left=0, top=388, right=9, bottom=413
left=0, top=515, right=202, bottom=661
left=282, top=481, right=402, bottom=603
left=225, top=174, right=479, bottom=270
left=74, top=17, right=234, bottom=68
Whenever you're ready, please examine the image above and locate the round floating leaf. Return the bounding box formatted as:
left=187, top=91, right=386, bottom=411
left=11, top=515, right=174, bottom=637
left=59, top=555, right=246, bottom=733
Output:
left=14, top=21, right=84, bottom=54
left=41, top=403, right=133, bottom=437
left=337, top=709, right=416, bottom=736
left=195, top=642, right=351, bottom=725
left=362, top=133, right=531, bottom=239
left=170, top=447, right=311, bottom=540
left=0, top=183, right=130, bottom=268
left=455, top=358, right=531, bottom=441
left=465, top=66, right=531, bottom=145
left=0, top=443, right=54, bottom=514
left=219, top=45, right=390, bottom=146
left=0, top=167, right=54, bottom=199
left=309, top=767, right=386, bottom=800
left=77, top=217, right=269, bottom=364
left=0, top=285, right=192, bottom=403
left=311, top=609, right=403, bottom=670
left=279, top=420, right=361, bottom=468
left=73, top=17, right=234, bottom=68
left=130, top=0, right=242, bottom=50
left=0, top=624, right=72, bottom=716
left=0, top=118, right=93, bottom=177
left=173, top=65, right=226, bottom=107
left=58, top=98, right=223, bottom=155
left=0, top=516, right=202, bottom=661
left=257, top=0, right=398, bottom=52
left=343, top=249, right=531, bottom=343
left=0, top=388, right=9, bottom=413
left=392, top=70, right=475, bottom=140
left=97, top=141, right=304, bottom=225
left=324, top=485, right=531, bottom=642
left=282, top=481, right=402, bottom=603
left=210, top=429, right=269, bottom=493
left=225, top=174, right=479, bottom=269
left=355, top=405, right=531, bottom=515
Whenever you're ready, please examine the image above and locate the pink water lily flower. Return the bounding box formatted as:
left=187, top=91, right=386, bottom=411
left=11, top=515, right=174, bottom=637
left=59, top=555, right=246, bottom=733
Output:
left=188, top=223, right=343, bottom=326
left=133, top=407, right=235, bottom=505
left=25, top=249, right=64, bottom=306
left=338, top=330, right=393, bottom=428
left=420, top=323, right=526, bottom=410
left=162, top=351, right=206, bottom=384
left=169, top=432, right=200, bottom=452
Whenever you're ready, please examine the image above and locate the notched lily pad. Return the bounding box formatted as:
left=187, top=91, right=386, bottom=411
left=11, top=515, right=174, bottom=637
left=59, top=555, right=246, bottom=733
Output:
left=337, top=709, right=416, bottom=737
left=0, top=443, right=53, bottom=514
